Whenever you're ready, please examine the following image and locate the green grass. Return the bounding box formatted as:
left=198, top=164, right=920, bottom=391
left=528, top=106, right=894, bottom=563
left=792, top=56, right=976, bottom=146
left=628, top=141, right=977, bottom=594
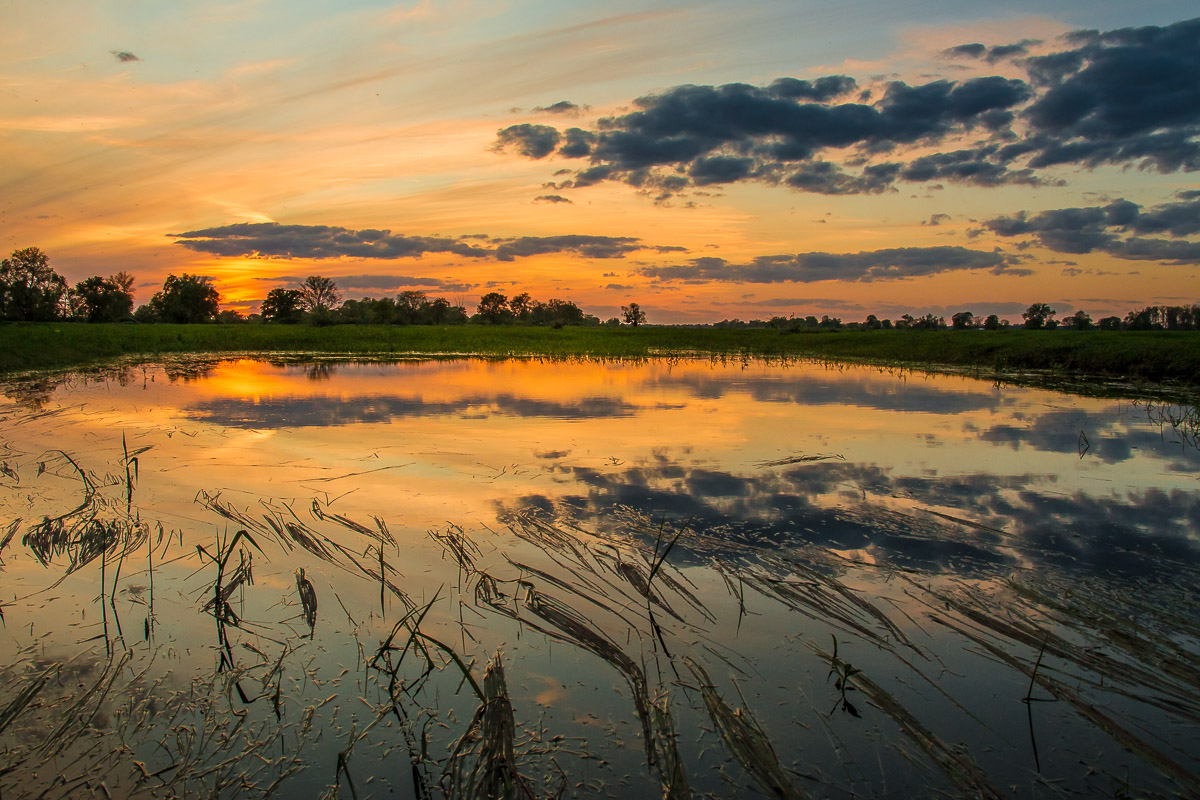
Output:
left=4, top=322, right=1198, bottom=392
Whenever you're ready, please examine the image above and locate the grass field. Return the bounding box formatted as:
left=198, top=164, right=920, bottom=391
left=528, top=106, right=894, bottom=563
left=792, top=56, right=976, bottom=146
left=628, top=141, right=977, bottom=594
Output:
left=3, top=322, right=1198, bottom=393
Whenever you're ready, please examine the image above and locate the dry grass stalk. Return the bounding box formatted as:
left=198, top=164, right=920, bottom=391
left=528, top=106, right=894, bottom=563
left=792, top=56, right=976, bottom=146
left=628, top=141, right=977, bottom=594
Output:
left=685, top=657, right=809, bottom=800
left=442, top=651, right=537, bottom=800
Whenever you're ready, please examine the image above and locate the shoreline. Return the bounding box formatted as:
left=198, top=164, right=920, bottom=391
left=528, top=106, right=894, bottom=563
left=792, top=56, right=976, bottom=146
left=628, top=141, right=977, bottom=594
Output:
left=3, top=323, right=1198, bottom=402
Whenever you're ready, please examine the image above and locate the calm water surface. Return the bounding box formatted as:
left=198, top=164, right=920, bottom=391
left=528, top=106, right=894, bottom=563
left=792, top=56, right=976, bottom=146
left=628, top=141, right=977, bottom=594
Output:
left=1, top=357, right=1197, bottom=798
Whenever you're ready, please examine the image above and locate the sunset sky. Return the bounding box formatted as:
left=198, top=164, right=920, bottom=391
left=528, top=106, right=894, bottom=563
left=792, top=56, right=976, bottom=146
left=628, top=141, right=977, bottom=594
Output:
left=1, top=1, right=1197, bottom=323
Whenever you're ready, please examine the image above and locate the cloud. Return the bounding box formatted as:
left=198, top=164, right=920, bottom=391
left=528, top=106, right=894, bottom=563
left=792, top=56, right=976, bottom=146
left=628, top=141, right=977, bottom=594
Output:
left=497, top=72, right=1032, bottom=196
left=640, top=246, right=1023, bottom=283
left=173, top=223, right=657, bottom=262
left=533, top=194, right=572, bottom=204
left=493, top=18, right=1200, bottom=198
left=533, top=101, right=586, bottom=115
left=944, top=43, right=986, bottom=59
left=1023, top=17, right=1200, bottom=172
left=493, top=234, right=645, bottom=261
left=605, top=283, right=633, bottom=290
left=110, top=50, right=140, bottom=62
left=173, top=223, right=493, bottom=260
left=986, top=39, right=1039, bottom=62
left=948, top=39, right=1040, bottom=63
left=493, top=123, right=560, bottom=158
left=984, top=196, right=1200, bottom=263
left=923, top=213, right=952, bottom=226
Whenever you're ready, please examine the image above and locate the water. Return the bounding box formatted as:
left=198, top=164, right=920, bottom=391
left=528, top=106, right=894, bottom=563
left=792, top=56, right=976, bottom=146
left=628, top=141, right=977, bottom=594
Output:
left=1, top=356, right=1197, bottom=798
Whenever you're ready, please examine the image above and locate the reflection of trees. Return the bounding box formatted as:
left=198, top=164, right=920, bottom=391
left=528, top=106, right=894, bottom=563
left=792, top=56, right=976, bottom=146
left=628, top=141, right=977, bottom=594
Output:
left=163, top=360, right=220, bottom=383
left=303, top=362, right=337, bottom=381
left=2, top=365, right=140, bottom=411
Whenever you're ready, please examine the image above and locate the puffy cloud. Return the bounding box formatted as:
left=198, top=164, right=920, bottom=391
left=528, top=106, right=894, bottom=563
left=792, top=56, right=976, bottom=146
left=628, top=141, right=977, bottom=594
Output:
left=494, top=18, right=1200, bottom=198
left=110, top=50, right=140, bottom=62
left=1023, top=17, right=1200, bottom=172
left=640, top=246, right=1022, bottom=283
left=984, top=196, right=1200, bottom=263
left=533, top=194, right=572, bottom=204
left=493, top=123, right=560, bottom=158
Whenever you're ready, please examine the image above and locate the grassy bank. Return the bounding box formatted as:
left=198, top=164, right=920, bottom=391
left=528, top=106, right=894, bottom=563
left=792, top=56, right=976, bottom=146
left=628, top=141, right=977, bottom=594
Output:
left=4, top=322, right=1199, bottom=388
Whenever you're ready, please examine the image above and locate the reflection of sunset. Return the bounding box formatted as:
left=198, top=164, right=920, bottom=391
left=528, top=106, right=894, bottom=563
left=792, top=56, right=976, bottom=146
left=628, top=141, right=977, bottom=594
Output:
left=2, top=355, right=1197, bottom=796
left=9, top=357, right=1191, bottom=539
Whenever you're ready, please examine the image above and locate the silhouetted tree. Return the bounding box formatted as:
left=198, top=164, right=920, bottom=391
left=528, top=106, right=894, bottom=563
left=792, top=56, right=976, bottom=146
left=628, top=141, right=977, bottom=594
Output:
left=1065, top=310, right=1094, bottom=330
left=476, top=292, right=509, bottom=323
left=149, top=274, right=220, bottom=323
left=110, top=270, right=136, bottom=295
left=71, top=275, right=134, bottom=322
left=983, top=314, right=1001, bottom=330
left=424, top=297, right=467, bottom=325
left=534, top=299, right=585, bottom=327
left=261, top=288, right=305, bottom=323
left=1098, top=316, right=1122, bottom=331
left=1124, top=306, right=1162, bottom=330
left=951, top=311, right=975, bottom=329
left=299, top=276, right=341, bottom=311
left=622, top=302, right=646, bottom=327
left=1163, top=305, right=1196, bottom=330
left=863, top=314, right=883, bottom=330
left=396, top=290, right=427, bottom=324
left=1022, top=303, right=1056, bottom=329
left=369, top=297, right=398, bottom=324
left=509, top=292, right=533, bottom=322
left=0, top=247, right=69, bottom=321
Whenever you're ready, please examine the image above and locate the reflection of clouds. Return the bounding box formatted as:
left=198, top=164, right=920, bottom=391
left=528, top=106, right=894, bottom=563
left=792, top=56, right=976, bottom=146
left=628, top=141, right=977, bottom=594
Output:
left=186, top=394, right=679, bottom=427
left=978, top=408, right=1200, bottom=465
left=648, top=371, right=1004, bottom=414
left=503, top=459, right=1200, bottom=580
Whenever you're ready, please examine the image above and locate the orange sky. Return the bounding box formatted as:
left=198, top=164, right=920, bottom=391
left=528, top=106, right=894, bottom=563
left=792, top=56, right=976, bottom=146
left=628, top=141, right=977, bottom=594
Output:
left=1, top=1, right=1197, bottom=323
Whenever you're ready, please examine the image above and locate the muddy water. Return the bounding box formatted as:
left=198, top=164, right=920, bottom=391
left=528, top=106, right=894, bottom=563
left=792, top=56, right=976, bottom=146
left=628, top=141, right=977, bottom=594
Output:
left=1, top=357, right=1197, bottom=798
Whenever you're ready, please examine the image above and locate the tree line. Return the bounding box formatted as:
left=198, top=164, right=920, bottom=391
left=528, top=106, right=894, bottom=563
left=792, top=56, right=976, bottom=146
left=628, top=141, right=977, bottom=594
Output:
left=2, top=248, right=1194, bottom=331
left=714, top=302, right=1200, bottom=332
left=0, top=248, right=650, bottom=327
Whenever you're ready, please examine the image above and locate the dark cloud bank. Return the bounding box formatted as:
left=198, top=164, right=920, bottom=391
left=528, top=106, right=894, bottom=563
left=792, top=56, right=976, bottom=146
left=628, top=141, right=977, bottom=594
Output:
left=494, top=17, right=1200, bottom=198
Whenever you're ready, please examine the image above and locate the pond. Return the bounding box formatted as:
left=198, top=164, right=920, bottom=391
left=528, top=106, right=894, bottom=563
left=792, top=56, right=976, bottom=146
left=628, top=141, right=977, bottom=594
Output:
left=1, top=356, right=1197, bottom=798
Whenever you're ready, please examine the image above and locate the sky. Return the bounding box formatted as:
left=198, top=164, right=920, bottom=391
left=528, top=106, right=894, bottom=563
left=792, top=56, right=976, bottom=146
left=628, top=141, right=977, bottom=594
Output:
left=1, top=0, right=1197, bottom=323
